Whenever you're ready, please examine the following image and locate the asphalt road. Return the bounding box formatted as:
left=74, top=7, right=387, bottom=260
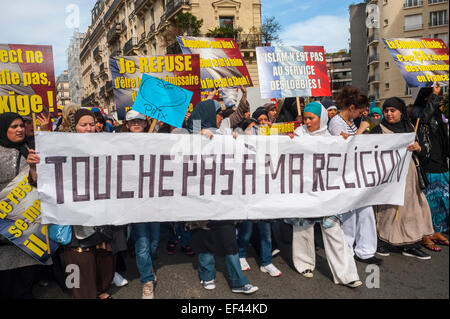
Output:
left=33, top=225, right=449, bottom=300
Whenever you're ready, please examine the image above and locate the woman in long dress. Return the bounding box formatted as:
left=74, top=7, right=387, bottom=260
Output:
left=371, top=97, right=434, bottom=260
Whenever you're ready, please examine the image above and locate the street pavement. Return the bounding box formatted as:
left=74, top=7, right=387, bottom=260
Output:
left=33, top=225, right=449, bottom=300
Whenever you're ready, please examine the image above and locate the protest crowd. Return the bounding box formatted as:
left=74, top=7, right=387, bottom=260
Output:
left=0, top=82, right=448, bottom=299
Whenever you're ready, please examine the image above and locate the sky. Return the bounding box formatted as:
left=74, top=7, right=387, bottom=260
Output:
left=0, top=0, right=357, bottom=76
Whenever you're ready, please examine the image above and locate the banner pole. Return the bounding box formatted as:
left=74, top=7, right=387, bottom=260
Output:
left=148, top=118, right=157, bottom=133
left=396, top=118, right=421, bottom=221
left=45, top=225, right=51, bottom=254
left=296, top=97, right=301, bottom=117
left=415, top=117, right=420, bottom=133
left=32, top=113, right=37, bottom=132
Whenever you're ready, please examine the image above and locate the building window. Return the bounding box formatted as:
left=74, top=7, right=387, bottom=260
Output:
left=405, top=84, right=412, bottom=96
left=385, top=61, right=390, bottom=68
left=403, top=0, right=423, bottom=8
left=429, top=0, right=447, bottom=4
left=384, top=19, right=389, bottom=27
left=432, top=33, right=449, bottom=46
left=429, top=10, right=448, bottom=26
left=219, top=16, right=234, bottom=28
left=385, top=82, right=390, bottom=90
left=404, top=14, right=423, bottom=30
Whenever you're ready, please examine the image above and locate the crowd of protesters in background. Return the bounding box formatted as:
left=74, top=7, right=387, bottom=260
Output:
left=0, top=85, right=448, bottom=299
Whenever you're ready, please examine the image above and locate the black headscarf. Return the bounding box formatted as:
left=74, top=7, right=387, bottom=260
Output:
left=0, top=112, right=29, bottom=159
left=252, top=107, right=268, bottom=122
left=276, top=97, right=300, bottom=123
left=380, top=97, right=414, bottom=133
left=187, top=100, right=220, bottom=133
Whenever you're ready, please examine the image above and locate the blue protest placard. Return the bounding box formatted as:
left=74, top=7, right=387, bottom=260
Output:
left=132, top=73, right=194, bottom=128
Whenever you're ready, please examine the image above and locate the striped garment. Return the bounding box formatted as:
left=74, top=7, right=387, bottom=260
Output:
left=328, top=114, right=358, bottom=136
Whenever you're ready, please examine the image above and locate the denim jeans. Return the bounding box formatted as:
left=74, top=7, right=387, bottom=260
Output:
left=237, top=221, right=272, bottom=266
left=167, top=222, right=191, bottom=247
left=198, top=253, right=249, bottom=288
left=132, top=222, right=160, bottom=284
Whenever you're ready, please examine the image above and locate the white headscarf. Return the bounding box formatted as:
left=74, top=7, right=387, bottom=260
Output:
left=294, top=103, right=330, bottom=137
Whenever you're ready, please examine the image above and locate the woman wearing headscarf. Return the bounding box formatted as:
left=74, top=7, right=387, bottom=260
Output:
left=0, top=112, right=52, bottom=298
left=328, top=87, right=382, bottom=265
left=264, top=102, right=278, bottom=123
left=276, top=97, right=304, bottom=123
left=65, top=109, right=116, bottom=299
left=186, top=99, right=259, bottom=295
left=410, top=86, right=449, bottom=251
left=30, top=109, right=115, bottom=298
left=371, top=97, right=434, bottom=260
left=56, top=103, right=80, bottom=132
left=285, top=102, right=362, bottom=288
left=252, top=107, right=271, bottom=126
left=369, top=107, right=383, bottom=121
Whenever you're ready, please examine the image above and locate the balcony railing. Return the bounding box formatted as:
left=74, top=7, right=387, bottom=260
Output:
left=99, top=62, right=107, bottom=74
left=104, top=0, right=121, bottom=23
left=236, top=34, right=263, bottom=49
left=403, top=24, right=423, bottom=31
left=368, top=54, right=379, bottom=64
left=135, top=0, right=152, bottom=16
left=140, top=31, right=147, bottom=42
left=106, top=80, right=113, bottom=92
left=123, top=37, right=138, bottom=55
left=403, top=0, right=423, bottom=8
left=162, top=0, right=190, bottom=22
left=107, top=23, right=121, bottom=43
left=111, top=49, right=122, bottom=57
left=429, top=20, right=448, bottom=27
left=81, top=93, right=96, bottom=107
left=369, top=75, right=380, bottom=83
left=93, top=46, right=101, bottom=60
left=368, top=32, right=379, bottom=44
left=80, top=44, right=89, bottom=59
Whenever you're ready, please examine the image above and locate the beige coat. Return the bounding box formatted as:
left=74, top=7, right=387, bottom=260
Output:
left=374, top=125, right=434, bottom=245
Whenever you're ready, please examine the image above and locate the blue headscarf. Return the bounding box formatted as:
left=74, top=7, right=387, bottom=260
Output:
left=369, top=107, right=383, bottom=120
left=304, top=102, right=322, bottom=118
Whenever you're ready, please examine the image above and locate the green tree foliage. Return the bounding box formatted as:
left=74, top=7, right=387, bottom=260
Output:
left=206, top=25, right=242, bottom=39
left=175, top=12, right=203, bottom=36
left=261, top=16, right=282, bottom=45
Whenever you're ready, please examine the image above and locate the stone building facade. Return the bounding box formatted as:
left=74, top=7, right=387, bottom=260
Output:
left=79, top=0, right=262, bottom=113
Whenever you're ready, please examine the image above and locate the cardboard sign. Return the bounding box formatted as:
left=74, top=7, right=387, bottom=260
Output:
left=258, top=121, right=302, bottom=136
left=0, top=169, right=58, bottom=263
left=383, top=38, right=449, bottom=87
left=132, top=74, right=193, bottom=128
left=110, top=54, right=201, bottom=120
left=256, top=46, right=331, bottom=99
left=0, top=44, right=57, bottom=117
left=177, top=36, right=253, bottom=91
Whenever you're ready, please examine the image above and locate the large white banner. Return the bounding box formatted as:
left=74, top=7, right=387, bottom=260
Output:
left=36, top=131, right=415, bottom=226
